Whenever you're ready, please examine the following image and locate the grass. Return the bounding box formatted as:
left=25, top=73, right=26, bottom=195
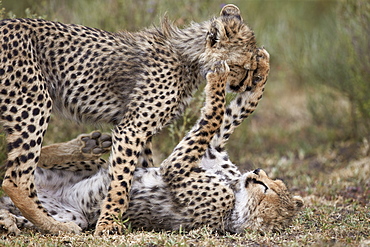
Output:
left=0, top=0, right=369, bottom=246
left=0, top=172, right=368, bottom=246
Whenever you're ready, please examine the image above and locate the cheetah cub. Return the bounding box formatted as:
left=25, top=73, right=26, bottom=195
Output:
left=1, top=4, right=262, bottom=234
left=0, top=48, right=304, bottom=235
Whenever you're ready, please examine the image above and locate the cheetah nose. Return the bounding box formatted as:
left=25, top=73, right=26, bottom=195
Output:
left=253, top=168, right=261, bottom=175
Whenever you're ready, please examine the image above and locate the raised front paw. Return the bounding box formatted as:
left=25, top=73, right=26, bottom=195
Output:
left=206, top=60, right=230, bottom=83
left=79, top=131, right=112, bottom=157
left=252, top=48, right=270, bottom=86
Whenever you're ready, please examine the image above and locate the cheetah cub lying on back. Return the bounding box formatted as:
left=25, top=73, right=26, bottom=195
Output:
left=0, top=49, right=303, bottom=234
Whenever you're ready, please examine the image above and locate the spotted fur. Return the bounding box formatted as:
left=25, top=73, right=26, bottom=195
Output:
left=0, top=4, right=262, bottom=234
left=0, top=49, right=304, bottom=234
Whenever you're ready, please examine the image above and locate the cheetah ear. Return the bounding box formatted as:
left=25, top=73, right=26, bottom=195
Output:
left=206, top=20, right=227, bottom=48
left=220, top=4, right=243, bottom=22
left=293, top=196, right=304, bottom=209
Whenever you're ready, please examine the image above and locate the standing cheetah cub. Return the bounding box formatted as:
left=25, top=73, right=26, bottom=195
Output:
left=1, top=4, right=262, bottom=234
left=0, top=48, right=304, bottom=234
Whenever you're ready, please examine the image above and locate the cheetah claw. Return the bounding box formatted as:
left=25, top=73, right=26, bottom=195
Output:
left=94, top=222, right=124, bottom=236
left=252, top=48, right=270, bottom=86
left=209, top=60, right=230, bottom=75
left=206, top=60, right=230, bottom=84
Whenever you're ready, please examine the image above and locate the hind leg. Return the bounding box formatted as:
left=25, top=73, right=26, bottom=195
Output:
left=39, top=131, right=111, bottom=171
left=1, top=91, right=80, bottom=234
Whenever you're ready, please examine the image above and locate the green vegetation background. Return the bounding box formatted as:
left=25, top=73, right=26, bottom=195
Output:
left=0, top=0, right=369, bottom=246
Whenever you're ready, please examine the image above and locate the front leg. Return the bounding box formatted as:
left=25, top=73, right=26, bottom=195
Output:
left=157, top=61, right=236, bottom=229
left=95, top=123, right=147, bottom=235
left=138, top=136, right=154, bottom=168
left=161, top=61, right=230, bottom=197
left=210, top=48, right=270, bottom=150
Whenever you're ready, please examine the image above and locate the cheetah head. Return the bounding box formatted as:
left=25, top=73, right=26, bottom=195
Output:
left=201, top=4, right=263, bottom=93
left=227, top=168, right=304, bottom=233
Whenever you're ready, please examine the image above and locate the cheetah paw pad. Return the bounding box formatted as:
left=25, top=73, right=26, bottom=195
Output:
left=79, top=131, right=112, bottom=156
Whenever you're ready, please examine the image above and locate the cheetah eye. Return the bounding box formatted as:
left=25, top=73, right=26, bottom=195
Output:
left=245, top=177, right=268, bottom=193
left=254, top=180, right=268, bottom=193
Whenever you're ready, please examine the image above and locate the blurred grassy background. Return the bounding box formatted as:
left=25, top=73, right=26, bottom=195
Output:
left=0, top=1, right=369, bottom=245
